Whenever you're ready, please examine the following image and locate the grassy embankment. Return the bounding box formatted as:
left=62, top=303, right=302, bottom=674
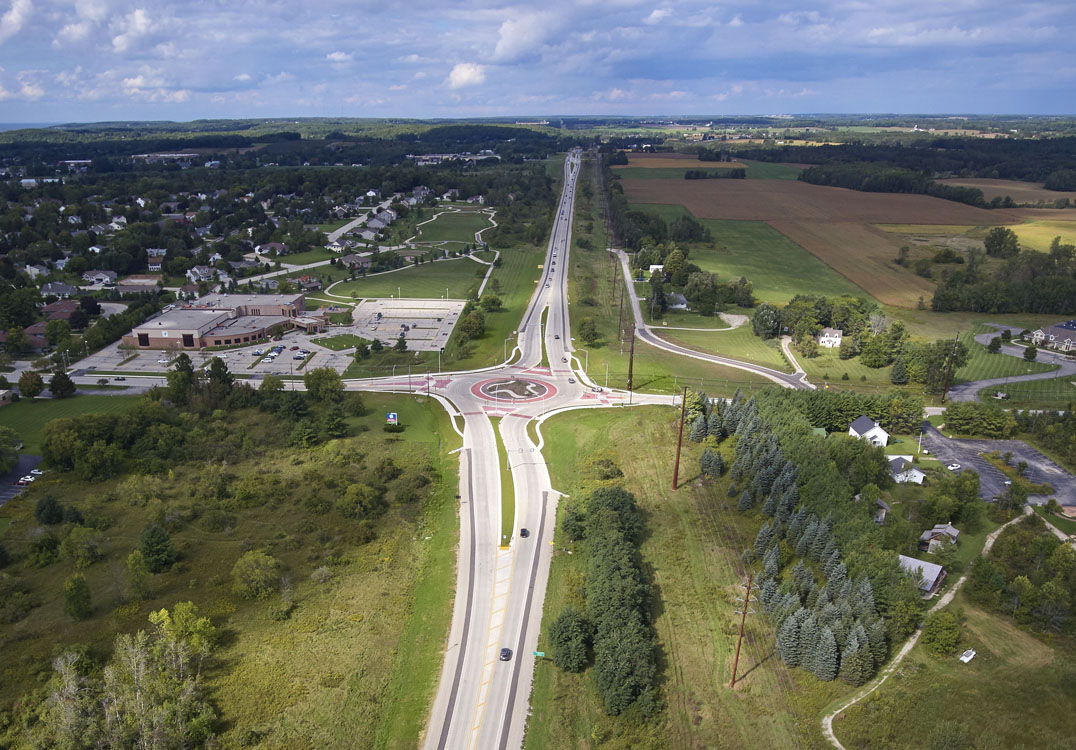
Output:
left=329, top=257, right=486, bottom=300
left=0, top=393, right=459, bottom=750
left=525, top=405, right=847, bottom=750
left=0, top=395, right=144, bottom=454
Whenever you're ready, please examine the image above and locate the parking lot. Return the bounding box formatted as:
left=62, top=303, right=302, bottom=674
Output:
left=0, top=454, right=44, bottom=508
left=352, top=298, right=464, bottom=351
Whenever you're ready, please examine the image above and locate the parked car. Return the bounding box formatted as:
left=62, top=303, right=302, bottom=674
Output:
left=114, top=376, right=125, bottom=381
left=254, top=349, right=264, bottom=356
left=14, top=478, right=29, bottom=486
left=592, top=386, right=602, bottom=393
left=29, top=469, right=44, bottom=476
left=290, top=346, right=299, bottom=351
left=568, top=378, right=576, bottom=384
left=947, top=463, right=961, bottom=471
left=554, top=334, right=560, bottom=340
left=499, top=648, right=512, bottom=661
left=520, top=528, right=529, bottom=538
left=20, top=476, right=35, bottom=483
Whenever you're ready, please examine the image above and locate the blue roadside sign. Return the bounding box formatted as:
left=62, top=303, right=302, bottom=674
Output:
left=386, top=412, right=398, bottom=425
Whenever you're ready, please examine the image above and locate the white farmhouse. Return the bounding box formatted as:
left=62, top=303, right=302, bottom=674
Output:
left=848, top=415, right=889, bottom=447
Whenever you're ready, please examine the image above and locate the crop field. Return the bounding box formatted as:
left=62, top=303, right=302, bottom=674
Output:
left=660, top=325, right=792, bottom=372
left=621, top=178, right=1017, bottom=225
left=412, top=209, right=493, bottom=245
left=0, top=394, right=143, bottom=454
left=1010, top=218, right=1076, bottom=252
left=328, top=257, right=485, bottom=300
left=768, top=219, right=937, bottom=307
left=936, top=178, right=1076, bottom=205
left=832, top=592, right=1076, bottom=750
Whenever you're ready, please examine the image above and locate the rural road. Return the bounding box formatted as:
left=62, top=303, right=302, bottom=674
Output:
left=613, top=249, right=813, bottom=390
left=947, top=324, right=1076, bottom=403
left=821, top=507, right=1031, bottom=750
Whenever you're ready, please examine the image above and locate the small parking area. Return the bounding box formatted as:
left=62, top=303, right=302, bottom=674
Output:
left=351, top=299, right=464, bottom=351
left=0, top=454, right=44, bottom=508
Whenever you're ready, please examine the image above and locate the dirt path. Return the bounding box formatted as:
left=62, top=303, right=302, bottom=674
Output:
left=820, top=507, right=1031, bottom=749
left=780, top=335, right=807, bottom=378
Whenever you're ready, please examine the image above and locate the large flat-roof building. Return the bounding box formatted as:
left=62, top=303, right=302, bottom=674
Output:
left=122, top=293, right=322, bottom=349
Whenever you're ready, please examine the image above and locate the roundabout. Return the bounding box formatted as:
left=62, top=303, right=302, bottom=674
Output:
left=471, top=376, right=557, bottom=403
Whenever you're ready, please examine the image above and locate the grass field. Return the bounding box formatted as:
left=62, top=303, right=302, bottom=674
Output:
left=740, top=160, right=803, bottom=180
left=979, top=375, right=1076, bottom=409
left=282, top=247, right=336, bottom=265
left=0, top=394, right=459, bottom=750
left=953, top=325, right=1057, bottom=383
left=311, top=333, right=368, bottom=351
left=936, top=178, right=1076, bottom=205
left=314, top=219, right=351, bottom=234
left=1033, top=506, right=1076, bottom=535
left=1010, top=218, right=1076, bottom=252
left=413, top=210, right=493, bottom=244
left=0, top=394, right=143, bottom=454
left=328, top=258, right=486, bottom=300
left=660, top=325, right=793, bottom=372
left=526, top=406, right=846, bottom=750
left=491, top=418, right=514, bottom=546
left=832, top=592, right=1076, bottom=749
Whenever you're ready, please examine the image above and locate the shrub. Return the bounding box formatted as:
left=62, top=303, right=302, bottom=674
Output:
left=310, top=566, right=333, bottom=584
left=922, top=610, right=962, bottom=656
left=549, top=606, right=591, bottom=672
left=139, top=524, right=177, bottom=573
left=63, top=574, right=92, bottom=620
left=34, top=495, right=64, bottom=525
left=231, top=550, right=280, bottom=599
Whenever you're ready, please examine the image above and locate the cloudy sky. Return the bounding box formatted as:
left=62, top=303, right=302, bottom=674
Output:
left=0, top=0, right=1073, bottom=122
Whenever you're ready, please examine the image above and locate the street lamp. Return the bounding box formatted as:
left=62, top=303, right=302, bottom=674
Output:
left=398, top=286, right=401, bottom=299
left=504, top=336, right=512, bottom=362
left=580, top=349, right=589, bottom=374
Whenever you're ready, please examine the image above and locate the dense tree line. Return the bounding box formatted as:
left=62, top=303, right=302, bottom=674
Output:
left=943, top=402, right=1018, bottom=438
left=1014, top=407, right=1076, bottom=467
left=966, top=515, right=1076, bottom=633
left=631, top=241, right=752, bottom=315
left=553, top=486, right=658, bottom=716
left=798, top=163, right=996, bottom=208
left=684, top=169, right=745, bottom=179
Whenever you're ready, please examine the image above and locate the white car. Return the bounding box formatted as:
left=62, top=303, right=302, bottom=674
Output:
left=254, top=349, right=264, bottom=356
left=20, top=475, right=35, bottom=483
left=947, top=463, right=961, bottom=471
left=157, top=358, right=170, bottom=364
left=29, top=469, right=44, bottom=476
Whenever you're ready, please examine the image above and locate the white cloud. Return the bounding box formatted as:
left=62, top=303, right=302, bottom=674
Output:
left=326, top=50, right=351, bottom=62
left=234, top=73, right=251, bottom=82
left=264, top=71, right=294, bottom=84
left=644, top=8, right=670, bottom=25
left=493, top=12, right=554, bottom=62
left=74, top=0, right=108, bottom=23
left=112, top=8, right=153, bottom=53
left=0, top=0, right=31, bottom=44
left=446, top=62, right=485, bottom=89
left=54, top=21, right=91, bottom=46
left=17, top=70, right=43, bottom=99
left=728, top=14, right=743, bottom=28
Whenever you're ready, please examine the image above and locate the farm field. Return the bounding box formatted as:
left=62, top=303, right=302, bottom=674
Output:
left=739, top=159, right=803, bottom=180
left=526, top=406, right=844, bottom=750
left=621, top=177, right=1020, bottom=225
left=936, top=178, right=1076, bottom=205
left=328, top=257, right=485, bottom=300
left=412, top=209, right=493, bottom=245
left=0, top=394, right=143, bottom=454
left=660, top=325, right=793, bottom=372
left=831, top=592, right=1076, bottom=750
left=1010, top=218, right=1076, bottom=252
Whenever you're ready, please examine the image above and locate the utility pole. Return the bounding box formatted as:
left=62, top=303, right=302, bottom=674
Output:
left=626, top=324, right=636, bottom=394
left=617, top=284, right=625, bottom=344
left=730, top=572, right=756, bottom=689
left=940, top=331, right=961, bottom=404
left=672, top=386, right=688, bottom=490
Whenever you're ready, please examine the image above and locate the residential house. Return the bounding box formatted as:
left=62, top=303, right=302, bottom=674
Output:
left=819, top=327, right=843, bottom=348
left=25, top=264, right=48, bottom=279
left=186, top=265, right=217, bottom=284
left=54, top=257, right=70, bottom=271
left=0, top=389, right=12, bottom=408
left=288, top=275, right=323, bottom=291
left=339, top=252, right=373, bottom=270
left=874, top=498, right=891, bottom=524
left=260, top=279, right=280, bottom=292
left=848, top=415, right=889, bottom=447
left=667, top=292, right=689, bottom=311
left=228, top=260, right=261, bottom=272
left=43, top=300, right=79, bottom=321
left=89, top=245, right=105, bottom=255
left=1030, top=320, right=1076, bottom=353
left=366, top=217, right=388, bottom=230
left=919, top=523, right=960, bottom=553
left=255, top=242, right=289, bottom=256
left=42, top=282, right=77, bottom=298
left=357, top=229, right=378, bottom=242
left=413, top=186, right=431, bottom=201
left=82, top=270, right=118, bottom=285
left=466, top=195, right=485, bottom=205
left=898, top=554, right=947, bottom=595
left=889, top=457, right=926, bottom=485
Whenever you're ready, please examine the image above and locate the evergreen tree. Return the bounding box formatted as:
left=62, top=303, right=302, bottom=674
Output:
left=810, top=526, right=831, bottom=562
left=727, top=482, right=738, bottom=498
left=707, top=411, right=724, bottom=440
left=753, top=521, right=773, bottom=557
left=855, top=577, right=877, bottom=618
left=711, top=452, right=725, bottom=477
left=549, top=606, right=591, bottom=673
left=830, top=562, right=848, bottom=588
left=797, top=519, right=819, bottom=558
left=763, top=544, right=780, bottom=579
left=689, top=415, right=707, bottom=443
left=799, top=616, right=820, bottom=672
left=63, top=574, right=92, bottom=620
left=762, top=490, right=779, bottom=516
left=738, top=490, right=754, bottom=512
left=813, top=626, right=839, bottom=681
left=867, top=620, right=888, bottom=667
left=824, top=549, right=842, bottom=580
left=49, top=371, right=76, bottom=399
left=139, top=524, right=177, bottom=573
left=776, top=608, right=805, bottom=667
left=761, top=578, right=778, bottom=611
left=839, top=643, right=874, bottom=686
left=890, top=357, right=909, bottom=385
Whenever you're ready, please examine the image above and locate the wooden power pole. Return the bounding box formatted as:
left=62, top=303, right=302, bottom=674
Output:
left=730, top=572, right=755, bottom=689
left=673, top=386, right=688, bottom=490
left=940, top=331, right=961, bottom=404
left=617, top=285, right=625, bottom=344
left=626, top=324, right=636, bottom=393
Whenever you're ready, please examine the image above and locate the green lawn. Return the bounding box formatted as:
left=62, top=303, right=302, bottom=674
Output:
left=1033, top=506, right=1076, bottom=535
left=311, top=334, right=368, bottom=351
left=0, top=394, right=144, bottom=454
left=283, top=248, right=336, bottom=265
left=833, top=592, right=1076, bottom=750
left=491, top=418, right=514, bottom=547
left=413, top=210, right=492, bottom=244
left=527, top=406, right=845, bottom=750
left=979, top=375, right=1076, bottom=409
left=741, top=160, right=804, bottom=180
left=660, top=324, right=793, bottom=372
left=953, top=325, right=1056, bottom=383
left=313, top=219, right=351, bottom=234
left=329, top=258, right=486, bottom=300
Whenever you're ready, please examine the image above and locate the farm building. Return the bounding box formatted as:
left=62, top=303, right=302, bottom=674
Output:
left=848, top=415, right=889, bottom=447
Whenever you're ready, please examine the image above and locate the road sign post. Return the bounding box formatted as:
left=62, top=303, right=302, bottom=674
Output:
left=386, top=412, right=398, bottom=425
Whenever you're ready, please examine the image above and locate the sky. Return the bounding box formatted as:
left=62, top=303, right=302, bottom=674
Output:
left=0, top=0, right=1073, bottom=122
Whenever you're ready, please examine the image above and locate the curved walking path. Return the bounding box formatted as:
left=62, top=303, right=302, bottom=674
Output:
left=652, top=312, right=750, bottom=332
left=405, top=206, right=497, bottom=247
left=947, top=324, right=1076, bottom=403
left=821, top=507, right=1032, bottom=749
left=780, top=335, right=807, bottom=377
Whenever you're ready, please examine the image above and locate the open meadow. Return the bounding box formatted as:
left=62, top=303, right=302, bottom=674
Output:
left=413, top=209, right=494, bottom=246
left=328, top=257, right=486, bottom=300
left=1010, top=218, right=1076, bottom=252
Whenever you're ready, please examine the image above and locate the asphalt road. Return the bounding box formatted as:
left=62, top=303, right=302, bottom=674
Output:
left=920, top=422, right=1076, bottom=505
left=613, top=249, right=812, bottom=390
left=947, top=324, right=1076, bottom=403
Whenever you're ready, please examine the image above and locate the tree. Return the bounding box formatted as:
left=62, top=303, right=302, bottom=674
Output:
left=0, top=425, right=18, bottom=475
left=889, top=357, right=908, bottom=385
left=578, top=317, right=599, bottom=345
left=812, top=626, right=839, bottom=681
left=549, top=606, right=590, bottom=672
left=35, top=495, right=65, bottom=525
left=1023, top=344, right=1037, bottom=361
left=63, top=574, right=92, bottom=620
left=303, top=367, right=343, bottom=402
left=689, top=414, right=706, bottom=442
left=5, top=327, right=30, bottom=354
left=321, top=406, right=349, bottom=439
left=776, top=609, right=805, bottom=667
left=259, top=373, right=284, bottom=395
left=126, top=550, right=150, bottom=600
left=231, top=550, right=280, bottom=599
left=290, top=418, right=319, bottom=448
left=49, top=370, right=76, bottom=399
left=987, top=336, right=1002, bottom=354
left=922, top=339, right=970, bottom=395
left=44, top=320, right=71, bottom=346
left=354, top=340, right=370, bottom=360
left=371, top=338, right=384, bottom=352
left=139, top=524, right=176, bottom=573
left=18, top=370, right=44, bottom=399
left=394, top=336, right=408, bottom=352
left=479, top=293, right=502, bottom=312
left=921, top=610, right=962, bottom=655
left=984, top=226, right=1019, bottom=258
left=752, top=303, right=780, bottom=339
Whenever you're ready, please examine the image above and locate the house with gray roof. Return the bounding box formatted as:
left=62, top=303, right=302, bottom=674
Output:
left=889, top=457, right=925, bottom=485
left=848, top=415, right=889, bottom=447
left=42, top=281, right=77, bottom=298
left=1030, top=320, right=1076, bottom=352
left=919, top=523, right=960, bottom=553
left=899, top=554, right=947, bottom=595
